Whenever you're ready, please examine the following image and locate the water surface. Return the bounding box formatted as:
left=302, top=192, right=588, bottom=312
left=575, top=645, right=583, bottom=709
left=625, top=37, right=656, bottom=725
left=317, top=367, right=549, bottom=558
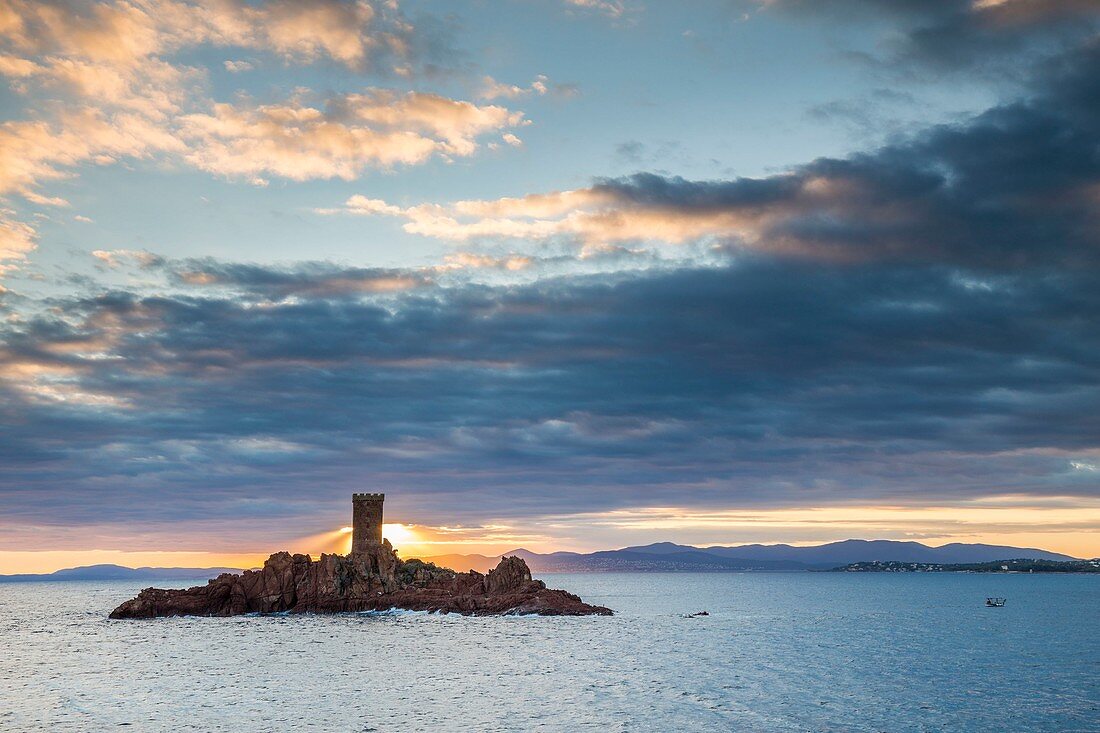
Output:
left=1, top=572, right=1097, bottom=732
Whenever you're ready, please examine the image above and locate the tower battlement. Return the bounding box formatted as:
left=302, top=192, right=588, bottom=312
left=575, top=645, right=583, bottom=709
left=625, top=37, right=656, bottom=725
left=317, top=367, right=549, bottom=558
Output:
left=351, top=493, right=384, bottom=553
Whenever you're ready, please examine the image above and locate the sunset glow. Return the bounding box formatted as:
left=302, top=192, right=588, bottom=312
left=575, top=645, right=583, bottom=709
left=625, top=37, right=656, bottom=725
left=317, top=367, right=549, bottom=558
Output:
left=4, top=494, right=1097, bottom=574
left=382, top=523, right=418, bottom=552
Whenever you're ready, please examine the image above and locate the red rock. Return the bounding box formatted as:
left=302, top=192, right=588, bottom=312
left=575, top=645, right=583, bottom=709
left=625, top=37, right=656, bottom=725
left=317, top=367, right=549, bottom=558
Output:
left=108, top=543, right=612, bottom=618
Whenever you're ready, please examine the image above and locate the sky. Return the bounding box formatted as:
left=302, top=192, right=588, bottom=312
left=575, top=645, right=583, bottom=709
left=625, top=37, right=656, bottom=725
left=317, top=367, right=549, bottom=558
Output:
left=1, top=0, right=1099, bottom=573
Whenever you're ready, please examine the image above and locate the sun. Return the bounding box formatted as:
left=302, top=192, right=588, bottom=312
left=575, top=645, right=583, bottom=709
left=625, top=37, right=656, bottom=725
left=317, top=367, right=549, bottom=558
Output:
left=383, top=523, right=417, bottom=547
left=331, top=523, right=419, bottom=554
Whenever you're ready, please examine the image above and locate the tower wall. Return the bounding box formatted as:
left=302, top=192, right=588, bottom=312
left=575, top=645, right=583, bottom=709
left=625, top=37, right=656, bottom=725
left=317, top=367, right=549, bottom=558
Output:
left=352, top=493, right=384, bottom=553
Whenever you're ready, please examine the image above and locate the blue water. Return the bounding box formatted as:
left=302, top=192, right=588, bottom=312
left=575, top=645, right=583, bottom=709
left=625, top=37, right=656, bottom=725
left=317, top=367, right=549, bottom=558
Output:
left=0, top=572, right=1097, bottom=732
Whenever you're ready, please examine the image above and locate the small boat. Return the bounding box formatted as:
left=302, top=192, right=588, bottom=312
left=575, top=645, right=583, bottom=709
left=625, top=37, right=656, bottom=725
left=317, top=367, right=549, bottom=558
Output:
left=985, top=597, right=1006, bottom=607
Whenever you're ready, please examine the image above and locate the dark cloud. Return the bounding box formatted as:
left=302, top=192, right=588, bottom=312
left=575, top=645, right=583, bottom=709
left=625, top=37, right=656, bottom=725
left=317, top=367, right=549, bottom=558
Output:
left=591, top=39, right=1100, bottom=268
left=2, top=250, right=1098, bottom=543
left=164, top=259, right=434, bottom=299
left=762, top=0, right=1100, bottom=73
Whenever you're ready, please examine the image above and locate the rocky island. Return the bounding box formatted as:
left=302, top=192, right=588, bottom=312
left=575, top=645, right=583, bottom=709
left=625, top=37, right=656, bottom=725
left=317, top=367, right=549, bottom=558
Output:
left=110, top=494, right=612, bottom=619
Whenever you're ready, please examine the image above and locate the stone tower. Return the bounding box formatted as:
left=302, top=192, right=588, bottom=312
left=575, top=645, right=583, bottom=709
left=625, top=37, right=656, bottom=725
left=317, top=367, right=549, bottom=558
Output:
left=351, top=493, right=384, bottom=554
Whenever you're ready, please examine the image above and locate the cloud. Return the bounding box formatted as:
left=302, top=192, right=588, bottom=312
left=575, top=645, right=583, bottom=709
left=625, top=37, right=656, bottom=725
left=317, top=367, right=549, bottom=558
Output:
left=21, top=191, right=69, bottom=207
left=163, top=259, right=433, bottom=299
left=0, top=0, right=523, bottom=273
left=179, top=91, right=526, bottom=181
left=320, top=39, right=1100, bottom=269
left=756, top=0, right=1100, bottom=72
left=562, top=0, right=629, bottom=19
left=438, top=252, right=533, bottom=272
left=329, top=195, right=405, bottom=217
left=0, top=52, right=199, bottom=118
left=320, top=187, right=616, bottom=243
left=478, top=74, right=550, bottom=100
left=0, top=107, right=185, bottom=269
left=0, top=0, right=418, bottom=121
left=0, top=2, right=524, bottom=191
left=188, top=0, right=387, bottom=68
left=1, top=252, right=1098, bottom=542
left=0, top=108, right=184, bottom=198
left=0, top=212, right=37, bottom=271
left=0, top=0, right=406, bottom=70
left=91, top=249, right=164, bottom=269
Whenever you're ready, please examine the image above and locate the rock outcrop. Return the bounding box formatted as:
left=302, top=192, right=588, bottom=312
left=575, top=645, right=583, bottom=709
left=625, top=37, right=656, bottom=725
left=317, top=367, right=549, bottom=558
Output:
left=109, top=542, right=612, bottom=618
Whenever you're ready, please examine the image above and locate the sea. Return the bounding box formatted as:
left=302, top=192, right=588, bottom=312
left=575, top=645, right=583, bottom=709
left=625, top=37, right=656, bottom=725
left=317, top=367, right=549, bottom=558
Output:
left=0, top=572, right=1097, bottom=732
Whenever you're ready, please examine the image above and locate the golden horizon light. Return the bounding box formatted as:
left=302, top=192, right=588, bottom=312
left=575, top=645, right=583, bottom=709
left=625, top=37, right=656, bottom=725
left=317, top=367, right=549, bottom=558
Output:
left=1, top=496, right=1097, bottom=575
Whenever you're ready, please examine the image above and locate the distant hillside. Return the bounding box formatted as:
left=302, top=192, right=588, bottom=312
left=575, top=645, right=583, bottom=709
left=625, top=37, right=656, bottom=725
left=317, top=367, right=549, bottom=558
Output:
left=406, top=553, right=501, bottom=573
left=5, top=539, right=1076, bottom=580
left=416, top=539, right=1075, bottom=573
left=669, top=540, right=1076, bottom=568
left=0, top=564, right=244, bottom=582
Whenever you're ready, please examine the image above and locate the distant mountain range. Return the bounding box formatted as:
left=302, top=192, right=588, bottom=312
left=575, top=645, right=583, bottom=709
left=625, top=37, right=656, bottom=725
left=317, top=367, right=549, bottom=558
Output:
left=415, top=540, right=1078, bottom=573
left=0, top=540, right=1078, bottom=580
left=0, top=564, right=244, bottom=583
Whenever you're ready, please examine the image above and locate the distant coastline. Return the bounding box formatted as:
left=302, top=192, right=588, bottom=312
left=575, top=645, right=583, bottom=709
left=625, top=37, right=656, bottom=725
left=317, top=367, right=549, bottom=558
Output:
left=413, top=539, right=1082, bottom=574
left=0, top=564, right=245, bottom=583
left=833, top=559, right=1100, bottom=574
left=7, top=538, right=1090, bottom=581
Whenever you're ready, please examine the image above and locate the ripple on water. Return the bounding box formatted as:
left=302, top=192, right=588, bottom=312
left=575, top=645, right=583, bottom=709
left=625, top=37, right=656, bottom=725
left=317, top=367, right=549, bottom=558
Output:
left=0, top=573, right=1097, bottom=732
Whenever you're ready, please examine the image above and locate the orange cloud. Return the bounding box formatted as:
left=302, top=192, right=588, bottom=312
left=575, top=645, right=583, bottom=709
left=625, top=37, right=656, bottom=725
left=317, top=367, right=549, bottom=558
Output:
left=177, top=91, right=525, bottom=184
left=0, top=212, right=36, bottom=271
left=478, top=74, right=550, bottom=100
left=0, top=0, right=526, bottom=274
left=317, top=185, right=765, bottom=248
left=0, top=0, right=393, bottom=69
left=0, top=108, right=184, bottom=196
left=438, top=252, right=534, bottom=272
